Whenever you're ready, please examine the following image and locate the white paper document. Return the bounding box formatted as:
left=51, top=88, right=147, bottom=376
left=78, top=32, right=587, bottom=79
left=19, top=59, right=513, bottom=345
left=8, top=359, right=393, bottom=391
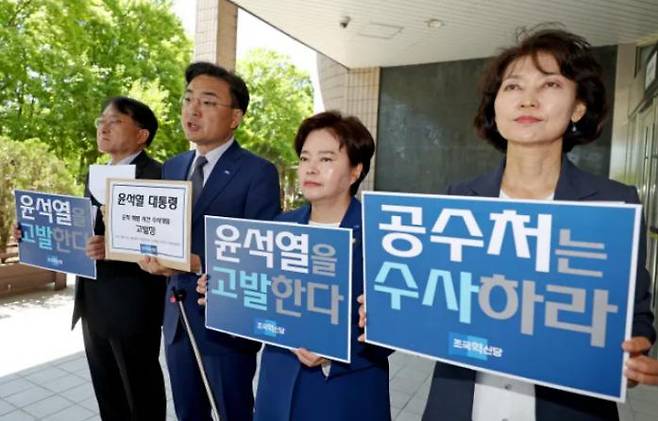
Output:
left=105, top=179, right=192, bottom=271
left=88, top=164, right=136, bottom=204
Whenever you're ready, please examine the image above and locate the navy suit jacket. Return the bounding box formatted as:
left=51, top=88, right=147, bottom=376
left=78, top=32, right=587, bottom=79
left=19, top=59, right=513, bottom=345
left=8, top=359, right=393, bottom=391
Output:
left=162, top=140, right=281, bottom=354
left=255, top=198, right=392, bottom=421
left=423, top=157, right=656, bottom=421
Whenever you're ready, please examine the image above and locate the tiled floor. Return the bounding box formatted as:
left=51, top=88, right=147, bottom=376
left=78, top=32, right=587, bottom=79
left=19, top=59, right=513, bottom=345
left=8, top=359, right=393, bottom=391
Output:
left=0, top=350, right=176, bottom=420
left=1, top=284, right=657, bottom=421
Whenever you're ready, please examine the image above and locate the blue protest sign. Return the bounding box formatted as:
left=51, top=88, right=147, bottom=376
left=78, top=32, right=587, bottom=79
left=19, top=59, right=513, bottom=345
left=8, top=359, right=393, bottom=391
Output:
left=14, top=190, right=96, bottom=279
left=204, top=216, right=353, bottom=362
left=362, top=191, right=641, bottom=401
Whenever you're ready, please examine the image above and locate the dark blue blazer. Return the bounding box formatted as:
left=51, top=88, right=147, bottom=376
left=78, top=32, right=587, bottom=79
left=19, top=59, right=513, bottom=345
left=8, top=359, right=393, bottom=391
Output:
left=162, top=140, right=281, bottom=354
left=254, top=198, right=392, bottom=421
left=422, top=157, right=656, bottom=421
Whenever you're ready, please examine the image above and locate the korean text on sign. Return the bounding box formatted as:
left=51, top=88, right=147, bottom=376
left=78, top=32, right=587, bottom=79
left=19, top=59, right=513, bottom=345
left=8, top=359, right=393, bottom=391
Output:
left=363, top=191, right=641, bottom=401
left=204, top=216, right=353, bottom=362
left=15, top=190, right=95, bottom=278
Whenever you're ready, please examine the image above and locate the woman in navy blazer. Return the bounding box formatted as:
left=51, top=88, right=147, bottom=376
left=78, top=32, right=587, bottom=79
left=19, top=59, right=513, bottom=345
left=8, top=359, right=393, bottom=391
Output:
left=198, top=111, right=392, bottom=420
left=416, top=29, right=657, bottom=421
left=254, top=111, right=391, bottom=421
left=355, top=28, right=657, bottom=420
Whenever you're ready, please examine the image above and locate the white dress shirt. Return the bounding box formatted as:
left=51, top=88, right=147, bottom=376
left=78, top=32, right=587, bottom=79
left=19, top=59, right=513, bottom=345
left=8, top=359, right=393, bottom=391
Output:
left=472, top=373, right=536, bottom=421
left=112, top=150, right=142, bottom=165
left=187, top=137, right=234, bottom=186
left=471, top=189, right=555, bottom=421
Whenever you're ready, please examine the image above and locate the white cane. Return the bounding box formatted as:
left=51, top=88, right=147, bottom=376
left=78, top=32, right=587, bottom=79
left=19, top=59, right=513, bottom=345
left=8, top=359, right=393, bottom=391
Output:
left=171, top=287, right=221, bottom=421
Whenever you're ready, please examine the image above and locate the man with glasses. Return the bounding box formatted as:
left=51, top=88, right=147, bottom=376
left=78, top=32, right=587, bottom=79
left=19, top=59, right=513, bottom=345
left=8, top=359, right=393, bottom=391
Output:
left=76, top=96, right=167, bottom=420
left=139, top=62, right=281, bottom=421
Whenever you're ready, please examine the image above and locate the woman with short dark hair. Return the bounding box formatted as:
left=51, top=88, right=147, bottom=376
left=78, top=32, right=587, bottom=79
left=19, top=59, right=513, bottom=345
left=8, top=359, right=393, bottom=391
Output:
left=419, top=28, right=656, bottom=421
left=198, top=110, right=392, bottom=420
left=474, top=29, right=607, bottom=153
left=254, top=111, right=392, bottom=421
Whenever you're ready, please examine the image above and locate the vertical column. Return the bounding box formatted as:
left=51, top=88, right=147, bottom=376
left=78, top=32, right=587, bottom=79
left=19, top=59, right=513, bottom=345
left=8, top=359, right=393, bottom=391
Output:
left=194, top=0, right=237, bottom=70
left=345, top=68, right=380, bottom=191
left=317, top=54, right=348, bottom=111
left=317, top=54, right=381, bottom=192
left=216, top=0, right=237, bottom=71
left=609, top=43, right=637, bottom=182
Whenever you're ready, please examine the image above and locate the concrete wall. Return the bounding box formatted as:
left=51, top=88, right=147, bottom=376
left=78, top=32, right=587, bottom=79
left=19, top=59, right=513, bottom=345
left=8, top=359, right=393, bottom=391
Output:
left=375, top=46, right=618, bottom=194
left=317, top=54, right=380, bottom=191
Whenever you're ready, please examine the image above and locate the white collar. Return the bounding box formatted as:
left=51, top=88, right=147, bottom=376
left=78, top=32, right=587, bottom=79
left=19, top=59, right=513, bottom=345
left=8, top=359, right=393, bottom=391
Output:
left=111, top=150, right=143, bottom=165
left=193, top=136, right=234, bottom=167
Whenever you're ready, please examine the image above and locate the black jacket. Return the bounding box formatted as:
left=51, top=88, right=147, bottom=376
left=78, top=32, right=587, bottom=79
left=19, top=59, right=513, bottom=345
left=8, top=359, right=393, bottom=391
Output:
left=72, top=150, right=166, bottom=336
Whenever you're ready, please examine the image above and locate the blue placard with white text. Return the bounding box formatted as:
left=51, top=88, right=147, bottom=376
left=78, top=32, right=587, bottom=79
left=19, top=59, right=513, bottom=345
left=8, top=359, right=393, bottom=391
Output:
left=14, top=190, right=96, bottom=279
left=204, top=216, right=353, bottom=362
left=362, top=191, right=641, bottom=401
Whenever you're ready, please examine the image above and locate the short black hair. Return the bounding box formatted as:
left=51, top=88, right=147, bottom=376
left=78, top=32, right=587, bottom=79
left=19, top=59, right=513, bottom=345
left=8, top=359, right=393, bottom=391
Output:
left=184, top=62, right=250, bottom=114
left=101, top=96, right=158, bottom=146
left=294, top=111, right=375, bottom=196
left=474, top=28, right=607, bottom=153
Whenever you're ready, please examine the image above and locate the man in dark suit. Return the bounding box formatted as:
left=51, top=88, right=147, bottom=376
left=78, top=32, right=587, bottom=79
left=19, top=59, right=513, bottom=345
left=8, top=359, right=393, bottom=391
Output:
left=139, top=62, right=281, bottom=421
left=74, top=96, right=167, bottom=420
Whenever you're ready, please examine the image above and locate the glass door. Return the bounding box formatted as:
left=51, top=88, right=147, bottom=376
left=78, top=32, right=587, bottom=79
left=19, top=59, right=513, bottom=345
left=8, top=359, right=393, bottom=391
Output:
left=639, top=99, right=658, bottom=356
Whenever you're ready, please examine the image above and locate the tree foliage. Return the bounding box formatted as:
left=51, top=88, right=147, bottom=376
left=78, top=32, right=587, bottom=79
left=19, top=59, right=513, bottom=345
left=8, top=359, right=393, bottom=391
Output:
left=0, top=137, right=81, bottom=251
left=0, top=0, right=192, bottom=181
left=236, top=48, right=314, bottom=209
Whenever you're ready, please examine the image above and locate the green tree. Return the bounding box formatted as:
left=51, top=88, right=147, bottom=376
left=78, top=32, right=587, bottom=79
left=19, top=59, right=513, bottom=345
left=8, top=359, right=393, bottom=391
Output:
left=235, top=48, right=314, bottom=209
left=127, top=78, right=179, bottom=164
left=0, top=0, right=192, bottom=181
left=0, top=137, right=81, bottom=251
